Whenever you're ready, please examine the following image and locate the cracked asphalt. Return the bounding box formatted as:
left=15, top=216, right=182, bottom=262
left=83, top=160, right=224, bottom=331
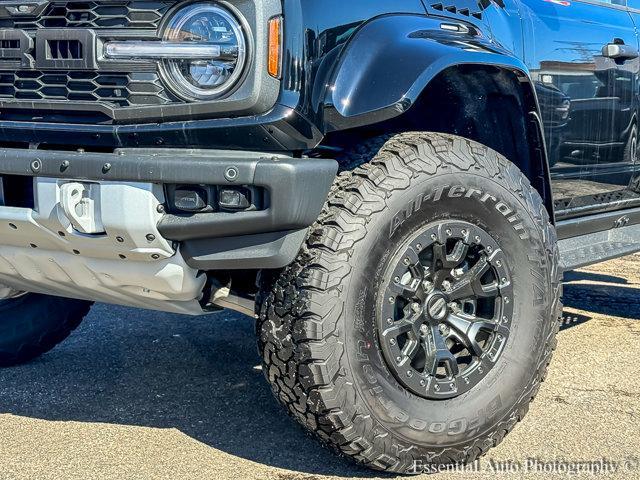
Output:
left=0, top=256, right=639, bottom=479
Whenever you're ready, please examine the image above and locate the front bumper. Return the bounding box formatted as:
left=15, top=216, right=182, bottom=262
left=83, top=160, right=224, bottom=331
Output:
left=0, top=147, right=337, bottom=271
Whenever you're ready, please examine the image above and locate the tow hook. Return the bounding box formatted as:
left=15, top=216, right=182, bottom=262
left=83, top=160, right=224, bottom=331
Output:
left=60, top=182, right=105, bottom=235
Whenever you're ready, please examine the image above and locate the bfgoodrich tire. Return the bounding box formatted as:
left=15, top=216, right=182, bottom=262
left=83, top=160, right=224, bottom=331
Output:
left=0, top=293, right=91, bottom=366
left=258, top=132, right=562, bottom=473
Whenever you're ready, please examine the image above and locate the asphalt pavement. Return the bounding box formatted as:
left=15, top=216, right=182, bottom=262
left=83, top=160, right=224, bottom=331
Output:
left=0, top=257, right=639, bottom=479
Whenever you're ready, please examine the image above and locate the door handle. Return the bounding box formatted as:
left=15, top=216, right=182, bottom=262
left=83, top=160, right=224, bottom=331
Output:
left=602, top=43, right=639, bottom=60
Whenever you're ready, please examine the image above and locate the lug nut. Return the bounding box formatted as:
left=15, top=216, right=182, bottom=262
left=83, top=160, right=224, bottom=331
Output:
left=411, top=302, right=421, bottom=313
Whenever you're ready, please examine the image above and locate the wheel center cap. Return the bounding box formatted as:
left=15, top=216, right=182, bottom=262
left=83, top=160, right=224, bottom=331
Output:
left=427, top=294, right=448, bottom=321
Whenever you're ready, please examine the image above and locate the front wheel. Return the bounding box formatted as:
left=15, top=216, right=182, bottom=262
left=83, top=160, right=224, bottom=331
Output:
left=258, top=133, right=562, bottom=473
left=0, top=291, right=92, bottom=366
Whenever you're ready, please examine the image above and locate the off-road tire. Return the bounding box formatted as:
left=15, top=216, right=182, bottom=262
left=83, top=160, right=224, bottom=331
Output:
left=258, top=132, right=562, bottom=473
left=0, top=293, right=92, bottom=367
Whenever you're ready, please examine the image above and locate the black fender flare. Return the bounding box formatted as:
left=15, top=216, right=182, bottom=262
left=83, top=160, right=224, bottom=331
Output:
left=322, top=13, right=554, bottom=219
left=323, top=14, right=538, bottom=129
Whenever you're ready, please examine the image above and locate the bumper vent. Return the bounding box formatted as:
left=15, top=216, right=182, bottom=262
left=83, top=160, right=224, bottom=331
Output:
left=0, top=40, right=19, bottom=49
left=0, top=1, right=175, bottom=30
left=47, top=39, right=83, bottom=60
left=0, top=70, right=174, bottom=106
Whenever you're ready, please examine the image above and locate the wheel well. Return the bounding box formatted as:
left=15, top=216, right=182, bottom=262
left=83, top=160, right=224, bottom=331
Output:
left=321, top=65, right=554, bottom=220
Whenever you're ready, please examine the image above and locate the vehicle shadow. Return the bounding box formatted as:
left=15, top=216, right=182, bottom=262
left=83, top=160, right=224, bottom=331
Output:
left=563, top=270, right=630, bottom=285
left=563, top=271, right=640, bottom=323
left=563, top=283, right=640, bottom=319
left=0, top=304, right=372, bottom=478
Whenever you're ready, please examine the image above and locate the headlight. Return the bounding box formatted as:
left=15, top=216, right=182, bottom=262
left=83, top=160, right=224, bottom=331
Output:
left=162, top=3, right=248, bottom=100
left=104, top=2, right=249, bottom=101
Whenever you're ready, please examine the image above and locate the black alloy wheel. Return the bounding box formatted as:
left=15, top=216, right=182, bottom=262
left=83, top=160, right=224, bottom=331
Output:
left=379, top=221, right=513, bottom=400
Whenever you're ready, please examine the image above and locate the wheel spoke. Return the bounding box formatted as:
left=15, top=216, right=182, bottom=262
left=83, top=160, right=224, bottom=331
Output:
left=447, top=256, right=496, bottom=301
left=424, top=326, right=459, bottom=377
left=447, top=240, right=469, bottom=268
left=381, top=319, right=413, bottom=340
left=432, top=243, right=447, bottom=270
left=447, top=313, right=501, bottom=358
left=400, top=247, right=427, bottom=282
left=409, top=261, right=426, bottom=281
left=446, top=278, right=475, bottom=301
left=433, top=240, right=469, bottom=271
left=447, top=313, right=482, bottom=357
left=402, top=338, right=420, bottom=359
left=388, top=278, right=419, bottom=298
left=480, top=281, right=499, bottom=297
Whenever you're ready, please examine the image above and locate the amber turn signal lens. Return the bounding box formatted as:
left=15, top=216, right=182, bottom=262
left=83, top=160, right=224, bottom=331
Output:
left=268, top=16, right=282, bottom=78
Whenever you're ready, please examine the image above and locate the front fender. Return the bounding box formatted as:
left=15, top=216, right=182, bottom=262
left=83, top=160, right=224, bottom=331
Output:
left=323, top=14, right=533, bottom=131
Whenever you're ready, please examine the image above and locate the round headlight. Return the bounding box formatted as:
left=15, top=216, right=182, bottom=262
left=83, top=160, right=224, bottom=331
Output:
left=161, top=3, right=248, bottom=101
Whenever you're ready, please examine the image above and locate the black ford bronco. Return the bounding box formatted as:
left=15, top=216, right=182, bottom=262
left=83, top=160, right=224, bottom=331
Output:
left=0, top=0, right=639, bottom=473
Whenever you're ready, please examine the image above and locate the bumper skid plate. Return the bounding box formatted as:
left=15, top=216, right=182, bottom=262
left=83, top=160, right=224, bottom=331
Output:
left=0, top=148, right=338, bottom=313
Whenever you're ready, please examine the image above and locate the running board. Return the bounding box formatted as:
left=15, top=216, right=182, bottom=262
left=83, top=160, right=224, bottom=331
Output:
left=559, top=222, right=640, bottom=271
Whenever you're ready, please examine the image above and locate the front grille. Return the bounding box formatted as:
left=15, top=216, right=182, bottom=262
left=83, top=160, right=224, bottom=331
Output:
left=0, top=70, right=174, bottom=106
left=0, top=0, right=187, bottom=122
left=0, top=1, right=175, bottom=30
